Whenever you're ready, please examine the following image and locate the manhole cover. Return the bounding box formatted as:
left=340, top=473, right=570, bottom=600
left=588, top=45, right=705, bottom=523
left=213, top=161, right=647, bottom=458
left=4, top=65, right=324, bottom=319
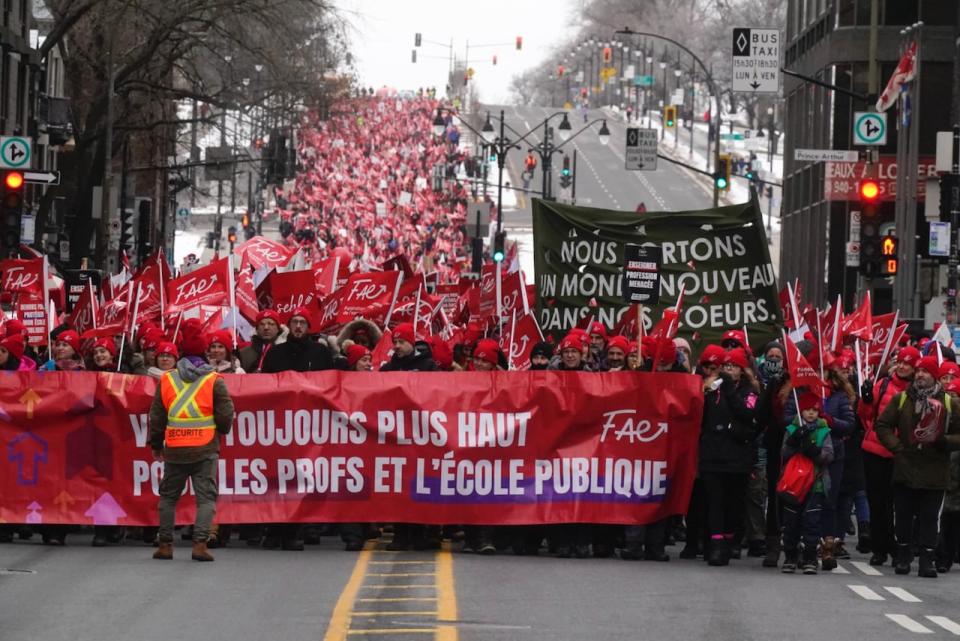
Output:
left=0, top=568, right=36, bottom=575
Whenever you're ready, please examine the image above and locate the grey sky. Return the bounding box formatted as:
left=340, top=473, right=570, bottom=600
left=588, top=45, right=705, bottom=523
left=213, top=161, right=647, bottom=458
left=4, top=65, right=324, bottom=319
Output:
left=339, top=0, right=579, bottom=103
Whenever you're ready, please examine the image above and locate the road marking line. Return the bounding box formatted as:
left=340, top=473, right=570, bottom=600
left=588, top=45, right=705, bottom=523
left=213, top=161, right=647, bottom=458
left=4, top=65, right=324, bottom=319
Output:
left=885, top=614, right=934, bottom=634
left=322, top=543, right=374, bottom=641
left=347, top=628, right=435, bottom=635
left=830, top=563, right=851, bottom=574
left=926, top=616, right=960, bottom=635
left=848, top=585, right=885, bottom=601
left=366, top=573, right=437, bottom=577
left=884, top=586, right=921, bottom=603
left=436, top=541, right=458, bottom=641
left=357, top=597, right=438, bottom=603
left=368, top=561, right=436, bottom=565
left=351, top=611, right=439, bottom=617
left=851, top=561, right=883, bottom=576
left=361, top=584, right=437, bottom=589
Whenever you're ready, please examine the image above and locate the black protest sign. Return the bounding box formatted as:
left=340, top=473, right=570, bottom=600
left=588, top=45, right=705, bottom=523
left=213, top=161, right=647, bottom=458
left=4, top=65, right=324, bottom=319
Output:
left=622, top=245, right=661, bottom=305
left=532, top=197, right=781, bottom=351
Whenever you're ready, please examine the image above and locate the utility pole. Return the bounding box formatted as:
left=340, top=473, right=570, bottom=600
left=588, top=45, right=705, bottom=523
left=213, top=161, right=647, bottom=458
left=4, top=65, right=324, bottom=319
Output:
left=97, top=35, right=116, bottom=273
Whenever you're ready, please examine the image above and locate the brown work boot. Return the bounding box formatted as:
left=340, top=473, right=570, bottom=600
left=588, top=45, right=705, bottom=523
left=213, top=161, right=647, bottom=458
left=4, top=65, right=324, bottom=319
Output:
left=820, top=536, right=837, bottom=572
left=191, top=541, right=214, bottom=562
left=153, top=542, right=173, bottom=560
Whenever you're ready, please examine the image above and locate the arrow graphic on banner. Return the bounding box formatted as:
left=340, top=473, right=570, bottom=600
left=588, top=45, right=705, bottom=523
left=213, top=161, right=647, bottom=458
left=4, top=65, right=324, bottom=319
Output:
left=84, top=492, right=126, bottom=525
left=53, top=491, right=76, bottom=510
left=18, top=389, right=41, bottom=419
left=7, top=432, right=48, bottom=485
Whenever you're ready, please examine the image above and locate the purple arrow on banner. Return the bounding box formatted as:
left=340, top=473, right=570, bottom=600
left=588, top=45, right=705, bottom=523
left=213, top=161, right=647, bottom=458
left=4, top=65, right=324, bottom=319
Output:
left=84, top=493, right=126, bottom=525
left=65, top=422, right=113, bottom=480
left=7, top=432, right=48, bottom=485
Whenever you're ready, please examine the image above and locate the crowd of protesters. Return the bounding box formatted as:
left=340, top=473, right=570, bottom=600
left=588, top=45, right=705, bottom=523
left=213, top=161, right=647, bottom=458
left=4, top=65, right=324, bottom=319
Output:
left=1, top=309, right=958, bottom=577
left=275, top=94, right=473, bottom=280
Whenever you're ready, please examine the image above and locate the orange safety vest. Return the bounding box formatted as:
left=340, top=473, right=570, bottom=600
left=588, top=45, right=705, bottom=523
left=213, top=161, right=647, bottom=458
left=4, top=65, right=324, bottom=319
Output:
left=159, top=370, right=219, bottom=448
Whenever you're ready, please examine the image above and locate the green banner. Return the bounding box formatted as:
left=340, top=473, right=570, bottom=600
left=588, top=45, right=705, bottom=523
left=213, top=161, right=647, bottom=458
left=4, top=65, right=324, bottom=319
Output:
left=532, top=197, right=782, bottom=353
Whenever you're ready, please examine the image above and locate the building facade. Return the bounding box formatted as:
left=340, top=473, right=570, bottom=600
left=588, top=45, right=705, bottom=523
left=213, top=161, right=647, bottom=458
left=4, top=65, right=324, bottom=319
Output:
left=781, top=0, right=958, bottom=322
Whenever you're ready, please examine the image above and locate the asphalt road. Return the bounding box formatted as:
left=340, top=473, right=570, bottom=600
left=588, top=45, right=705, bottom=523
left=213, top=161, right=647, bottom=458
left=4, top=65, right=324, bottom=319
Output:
left=1, top=530, right=958, bottom=641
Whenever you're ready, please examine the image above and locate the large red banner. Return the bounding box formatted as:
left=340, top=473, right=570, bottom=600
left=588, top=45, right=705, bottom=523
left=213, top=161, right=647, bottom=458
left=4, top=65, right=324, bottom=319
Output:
left=0, top=372, right=703, bottom=526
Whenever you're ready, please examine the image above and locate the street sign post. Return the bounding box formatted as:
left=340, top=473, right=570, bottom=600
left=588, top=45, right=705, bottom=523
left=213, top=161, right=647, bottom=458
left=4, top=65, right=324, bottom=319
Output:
left=622, top=244, right=661, bottom=305
left=795, top=149, right=860, bottom=162
left=625, top=128, right=658, bottom=171
left=0, top=136, right=31, bottom=169
left=930, top=221, right=951, bottom=257
left=731, top=28, right=781, bottom=93
left=22, top=170, right=60, bottom=185
left=634, top=75, right=654, bottom=87
left=853, top=112, right=887, bottom=146
left=845, top=241, right=861, bottom=267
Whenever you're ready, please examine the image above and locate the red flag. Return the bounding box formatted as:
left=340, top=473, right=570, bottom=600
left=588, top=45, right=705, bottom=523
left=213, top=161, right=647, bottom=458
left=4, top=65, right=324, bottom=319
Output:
left=779, top=280, right=802, bottom=330
left=381, top=254, right=415, bottom=279
left=499, top=271, right=527, bottom=318
left=842, top=292, right=873, bottom=341
left=234, top=237, right=298, bottom=270
left=313, top=256, right=347, bottom=297
left=335, top=271, right=403, bottom=323
left=164, top=257, right=231, bottom=313
left=649, top=286, right=685, bottom=340
left=235, top=254, right=260, bottom=324
left=0, top=258, right=44, bottom=296
left=67, top=280, right=98, bottom=336
left=876, top=41, right=917, bottom=112
left=508, top=312, right=542, bottom=371
left=371, top=329, right=394, bottom=370
left=784, top=334, right=827, bottom=395
left=478, top=263, right=499, bottom=318
left=267, top=270, right=320, bottom=324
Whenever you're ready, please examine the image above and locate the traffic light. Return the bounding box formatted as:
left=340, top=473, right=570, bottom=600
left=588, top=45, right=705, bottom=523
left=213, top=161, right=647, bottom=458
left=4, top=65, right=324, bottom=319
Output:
left=881, top=234, right=898, bottom=275
left=492, top=55, right=497, bottom=66
left=859, top=178, right=880, bottom=203
left=1, top=171, right=24, bottom=257
left=559, top=155, right=572, bottom=189
left=516, top=36, right=522, bottom=51
left=227, top=226, right=237, bottom=245
left=119, top=206, right=134, bottom=256
left=664, top=105, right=676, bottom=129
left=557, top=65, right=565, bottom=77
left=715, top=154, right=731, bottom=191
left=411, top=49, right=417, bottom=63
left=603, top=47, right=612, bottom=64
left=493, top=231, right=506, bottom=263
left=859, top=216, right=881, bottom=277
left=415, top=33, right=421, bottom=47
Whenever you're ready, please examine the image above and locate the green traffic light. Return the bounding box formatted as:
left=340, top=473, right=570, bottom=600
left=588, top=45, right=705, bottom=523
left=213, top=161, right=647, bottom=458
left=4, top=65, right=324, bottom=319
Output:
left=562, top=169, right=571, bottom=176
left=493, top=251, right=505, bottom=262
left=666, top=119, right=674, bottom=127
left=716, top=177, right=728, bottom=189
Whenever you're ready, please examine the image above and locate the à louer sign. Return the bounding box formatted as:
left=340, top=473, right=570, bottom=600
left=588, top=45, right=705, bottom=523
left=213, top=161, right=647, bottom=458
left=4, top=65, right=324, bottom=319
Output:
left=0, top=372, right=703, bottom=526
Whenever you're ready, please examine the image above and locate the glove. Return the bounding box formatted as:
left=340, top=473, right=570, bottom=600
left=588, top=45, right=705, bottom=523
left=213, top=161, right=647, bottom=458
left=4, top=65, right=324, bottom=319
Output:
left=786, top=429, right=804, bottom=448
left=860, top=380, right=874, bottom=403
left=801, top=441, right=821, bottom=460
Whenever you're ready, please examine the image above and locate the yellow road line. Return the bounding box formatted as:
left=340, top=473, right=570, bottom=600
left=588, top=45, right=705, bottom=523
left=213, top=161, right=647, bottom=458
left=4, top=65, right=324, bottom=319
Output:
left=351, top=611, right=438, bottom=616
left=368, top=561, right=436, bottom=565
left=435, top=542, right=458, bottom=641
left=357, top=597, right=438, bottom=603
left=347, top=630, right=434, bottom=636
left=366, top=572, right=437, bottom=577
left=361, top=584, right=437, bottom=589
left=321, top=544, right=374, bottom=641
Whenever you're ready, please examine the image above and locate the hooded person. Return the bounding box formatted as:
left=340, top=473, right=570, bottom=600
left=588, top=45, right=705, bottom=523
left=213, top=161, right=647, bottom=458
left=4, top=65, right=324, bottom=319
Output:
left=237, top=309, right=288, bottom=373
left=260, top=307, right=335, bottom=374
left=337, top=318, right=383, bottom=351
left=875, top=355, right=960, bottom=578
left=149, top=344, right=235, bottom=562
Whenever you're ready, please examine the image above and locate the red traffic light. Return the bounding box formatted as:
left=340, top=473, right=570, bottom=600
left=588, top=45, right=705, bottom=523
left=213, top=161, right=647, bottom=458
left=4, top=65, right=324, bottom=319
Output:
left=4, top=171, right=23, bottom=189
left=516, top=36, right=522, bottom=51
left=859, top=179, right=880, bottom=202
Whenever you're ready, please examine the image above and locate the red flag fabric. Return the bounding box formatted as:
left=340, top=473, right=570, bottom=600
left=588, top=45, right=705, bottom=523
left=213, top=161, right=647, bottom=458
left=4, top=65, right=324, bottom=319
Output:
left=478, top=263, right=499, bottom=318
left=14, top=293, right=49, bottom=345
left=785, top=334, right=827, bottom=394
left=233, top=237, right=298, bottom=271
left=876, top=41, right=917, bottom=112
left=499, top=271, right=527, bottom=318
left=508, top=312, right=542, bottom=370
left=335, top=271, right=403, bottom=324
left=313, top=256, right=348, bottom=297
left=263, top=270, right=320, bottom=324
left=842, top=292, right=873, bottom=341
left=381, top=254, right=415, bottom=279
left=67, top=282, right=98, bottom=336
left=779, top=281, right=802, bottom=330
left=0, top=258, right=44, bottom=297
left=370, top=328, right=393, bottom=370
left=164, top=257, right=231, bottom=313
left=235, top=256, right=259, bottom=324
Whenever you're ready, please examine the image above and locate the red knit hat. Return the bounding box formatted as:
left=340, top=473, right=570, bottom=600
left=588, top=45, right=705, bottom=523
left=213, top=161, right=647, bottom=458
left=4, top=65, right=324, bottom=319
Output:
left=5, top=319, right=27, bottom=338
left=699, top=344, right=726, bottom=366
left=207, top=330, right=233, bottom=351
left=256, top=309, right=281, bottom=326
left=473, top=339, right=500, bottom=365
left=560, top=334, right=582, bottom=352
left=939, top=361, right=960, bottom=379
left=723, top=347, right=750, bottom=369
left=346, top=344, right=370, bottom=367
left=55, top=329, right=81, bottom=354
left=607, top=335, right=629, bottom=354
left=0, top=335, right=24, bottom=360
left=290, top=306, right=313, bottom=327
left=946, top=379, right=960, bottom=395
left=156, top=342, right=179, bottom=358
left=589, top=322, right=607, bottom=339
left=897, top=346, right=921, bottom=368
left=179, top=332, right=207, bottom=358
left=797, top=392, right=821, bottom=413
left=653, top=336, right=677, bottom=365
left=393, top=322, right=416, bottom=344
left=142, top=328, right=166, bottom=351
left=917, top=356, right=940, bottom=377
left=93, top=337, right=117, bottom=357
left=426, top=335, right=453, bottom=370
left=721, top=329, right=746, bottom=348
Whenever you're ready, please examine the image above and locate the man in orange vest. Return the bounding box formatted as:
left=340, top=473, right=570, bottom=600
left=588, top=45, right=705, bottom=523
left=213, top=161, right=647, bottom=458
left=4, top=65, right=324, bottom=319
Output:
left=149, top=340, right=235, bottom=562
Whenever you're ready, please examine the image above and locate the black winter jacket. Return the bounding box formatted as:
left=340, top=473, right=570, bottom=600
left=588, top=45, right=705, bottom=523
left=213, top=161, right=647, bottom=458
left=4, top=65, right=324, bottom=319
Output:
left=380, top=342, right=438, bottom=372
left=260, top=335, right=335, bottom=372
left=699, top=376, right=760, bottom=474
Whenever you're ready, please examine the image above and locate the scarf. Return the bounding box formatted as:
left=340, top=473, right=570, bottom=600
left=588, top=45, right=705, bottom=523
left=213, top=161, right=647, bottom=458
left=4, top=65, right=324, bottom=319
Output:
left=908, top=380, right=942, bottom=418
left=758, top=359, right=784, bottom=385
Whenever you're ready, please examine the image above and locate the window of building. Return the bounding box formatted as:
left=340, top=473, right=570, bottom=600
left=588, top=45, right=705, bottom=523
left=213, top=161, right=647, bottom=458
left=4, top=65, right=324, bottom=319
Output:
left=884, top=0, right=919, bottom=25
left=921, top=0, right=957, bottom=26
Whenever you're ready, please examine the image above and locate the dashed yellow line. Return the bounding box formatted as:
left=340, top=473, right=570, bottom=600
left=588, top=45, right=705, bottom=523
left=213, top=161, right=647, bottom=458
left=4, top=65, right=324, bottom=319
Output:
left=357, top=597, right=437, bottom=603
left=321, top=543, right=374, bottom=641
left=347, top=629, right=434, bottom=635
left=435, top=542, right=458, bottom=641
left=352, top=611, right=438, bottom=616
